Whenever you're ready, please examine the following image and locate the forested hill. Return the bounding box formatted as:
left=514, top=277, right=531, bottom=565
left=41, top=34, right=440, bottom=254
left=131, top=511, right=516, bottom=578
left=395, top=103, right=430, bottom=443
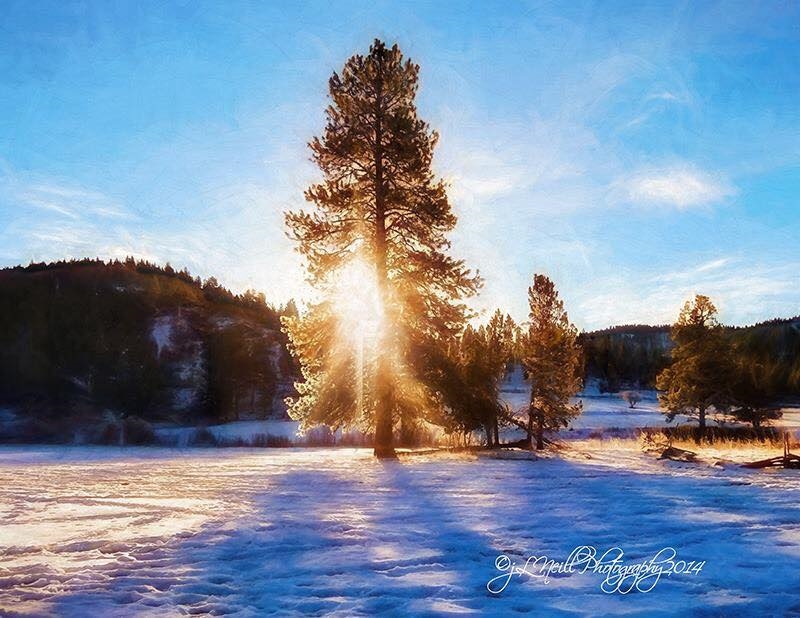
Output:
left=580, top=325, right=671, bottom=391
left=0, top=259, right=299, bottom=442
left=581, top=318, right=800, bottom=396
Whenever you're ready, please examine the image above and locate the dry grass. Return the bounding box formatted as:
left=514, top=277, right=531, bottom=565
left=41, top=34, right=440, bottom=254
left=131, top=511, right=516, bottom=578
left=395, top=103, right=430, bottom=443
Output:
left=565, top=431, right=799, bottom=466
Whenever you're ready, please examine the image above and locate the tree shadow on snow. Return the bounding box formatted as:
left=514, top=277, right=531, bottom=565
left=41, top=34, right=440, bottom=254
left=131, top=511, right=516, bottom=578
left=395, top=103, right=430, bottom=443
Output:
left=40, top=452, right=800, bottom=617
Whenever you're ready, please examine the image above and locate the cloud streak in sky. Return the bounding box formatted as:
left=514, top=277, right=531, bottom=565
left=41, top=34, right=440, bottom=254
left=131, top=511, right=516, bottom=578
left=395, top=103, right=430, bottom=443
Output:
left=620, top=166, right=735, bottom=210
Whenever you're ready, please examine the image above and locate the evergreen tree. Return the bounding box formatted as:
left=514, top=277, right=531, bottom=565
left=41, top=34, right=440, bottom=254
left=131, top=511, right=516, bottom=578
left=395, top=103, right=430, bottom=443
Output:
left=727, top=354, right=782, bottom=431
left=284, top=40, right=480, bottom=457
left=656, top=295, right=733, bottom=436
left=482, top=310, right=517, bottom=445
left=446, top=325, right=499, bottom=442
left=439, top=312, right=517, bottom=448
left=519, top=275, right=582, bottom=450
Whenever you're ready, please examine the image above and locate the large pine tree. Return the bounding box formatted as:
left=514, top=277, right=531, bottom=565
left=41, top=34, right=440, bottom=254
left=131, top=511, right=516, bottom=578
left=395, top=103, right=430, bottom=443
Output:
left=519, top=275, right=582, bottom=450
left=284, top=40, right=479, bottom=457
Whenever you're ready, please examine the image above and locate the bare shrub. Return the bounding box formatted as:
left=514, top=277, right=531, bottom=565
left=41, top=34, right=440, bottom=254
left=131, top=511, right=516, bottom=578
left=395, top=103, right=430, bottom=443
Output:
left=621, top=391, right=642, bottom=408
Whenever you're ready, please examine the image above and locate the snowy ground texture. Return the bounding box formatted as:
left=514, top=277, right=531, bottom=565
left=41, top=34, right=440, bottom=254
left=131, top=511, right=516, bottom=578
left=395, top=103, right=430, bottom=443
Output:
left=2, top=444, right=800, bottom=617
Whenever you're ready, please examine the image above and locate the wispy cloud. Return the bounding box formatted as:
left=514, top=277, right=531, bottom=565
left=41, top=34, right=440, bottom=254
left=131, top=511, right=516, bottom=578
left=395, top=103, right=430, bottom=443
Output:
left=655, top=257, right=731, bottom=282
left=647, top=91, right=679, bottom=102
left=22, top=196, right=79, bottom=219
left=619, top=166, right=735, bottom=209
left=1, top=170, right=135, bottom=221
left=695, top=258, right=730, bottom=273
left=623, top=89, right=691, bottom=129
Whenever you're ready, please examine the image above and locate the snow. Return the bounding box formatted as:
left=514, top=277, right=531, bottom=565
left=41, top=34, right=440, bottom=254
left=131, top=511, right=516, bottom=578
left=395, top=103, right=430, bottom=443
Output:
left=499, top=369, right=673, bottom=444
left=150, top=316, right=174, bottom=357
left=500, top=369, right=800, bottom=437
left=156, top=420, right=303, bottom=447
left=154, top=421, right=377, bottom=447
left=3, top=371, right=800, bottom=615
left=2, top=445, right=800, bottom=616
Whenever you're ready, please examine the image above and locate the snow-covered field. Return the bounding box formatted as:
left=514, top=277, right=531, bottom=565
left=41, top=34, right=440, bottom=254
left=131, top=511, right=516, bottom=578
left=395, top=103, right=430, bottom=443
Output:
left=500, top=371, right=675, bottom=435
left=501, top=371, right=800, bottom=437
left=3, top=377, right=800, bottom=616
left=2, top=444, right=800, bottom=616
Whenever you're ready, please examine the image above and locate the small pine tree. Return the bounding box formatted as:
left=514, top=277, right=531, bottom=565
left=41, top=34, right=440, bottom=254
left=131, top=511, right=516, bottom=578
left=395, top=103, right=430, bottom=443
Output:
left=519, top=275, right=582, bottom=450
left=442, top=312, right=517, bottom=448
left=656, top=295, right=733, bottom=436
left=482, top=310, right=517, bottom=445
left=728, top=357, right=782, bottom=431
left=452, top=325, right=501, bottom=442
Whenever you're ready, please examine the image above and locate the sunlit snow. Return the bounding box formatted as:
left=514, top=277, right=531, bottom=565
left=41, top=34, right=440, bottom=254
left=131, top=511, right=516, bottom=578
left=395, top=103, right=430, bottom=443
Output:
left=2, top=441, right=800, bottom=615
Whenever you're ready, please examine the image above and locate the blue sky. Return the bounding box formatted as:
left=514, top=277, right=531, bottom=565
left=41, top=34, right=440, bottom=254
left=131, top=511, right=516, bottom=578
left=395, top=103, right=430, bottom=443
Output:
left=1, top=1, right=798, bottom=329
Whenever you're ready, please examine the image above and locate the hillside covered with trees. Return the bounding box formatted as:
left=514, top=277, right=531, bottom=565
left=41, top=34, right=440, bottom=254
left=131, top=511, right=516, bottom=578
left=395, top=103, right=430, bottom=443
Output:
left=582, top=319, right=800, bottom=398
left=581, top=325, right=672, bottom=392
left=0, top=258, right=298, bottom=443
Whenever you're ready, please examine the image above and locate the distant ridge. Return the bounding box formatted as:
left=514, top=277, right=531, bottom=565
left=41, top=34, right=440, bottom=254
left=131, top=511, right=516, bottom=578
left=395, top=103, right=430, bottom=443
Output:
left=0, top=258, right=299, bottom=444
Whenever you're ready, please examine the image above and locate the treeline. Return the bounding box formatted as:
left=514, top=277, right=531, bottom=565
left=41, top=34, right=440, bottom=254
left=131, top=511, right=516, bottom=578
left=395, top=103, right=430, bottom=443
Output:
left=2, top=257, right=797, bottom=447
left=0, top=258, right=298, bottom=442
left=581, top=318, right=800, bottom=397
left=730, top=317, right=800, bottom=399
left=7, top=257, right=295, bottom=320
left=580, top=327, right=671, bottom=391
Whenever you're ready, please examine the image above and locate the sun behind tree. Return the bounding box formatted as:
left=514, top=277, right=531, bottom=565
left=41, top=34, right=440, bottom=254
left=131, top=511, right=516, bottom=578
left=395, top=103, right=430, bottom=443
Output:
left=284, top=39, right=480, bottom=458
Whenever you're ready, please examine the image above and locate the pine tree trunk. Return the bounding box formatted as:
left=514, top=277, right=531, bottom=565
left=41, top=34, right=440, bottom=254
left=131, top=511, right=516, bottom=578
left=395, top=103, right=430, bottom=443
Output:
left=493, top=419, right=500, bottom=447
left=484, top=423, right=493, bottom=448
left=526, top=408, right=534, bottom=450
left=697, top=406, right=706, bottom=444
left=536, top=412, right=545, bottom=450
left=374, top=360, right=396, bottom=458
left=372, top=64, right=396, bottom=459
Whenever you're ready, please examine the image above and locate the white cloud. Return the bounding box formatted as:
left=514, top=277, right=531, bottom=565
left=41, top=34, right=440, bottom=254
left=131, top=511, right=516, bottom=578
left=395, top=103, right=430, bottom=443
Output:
left=695, top=257, right=729, bottom=273
left=621, top=166, right=735, bottom=209
left=23, top=197, right=79, bottom=219
left=1, top=169, right=134, bottom=221
left=646, top=91, right=679, bottom=102
left=655, top=257, right=731, bottom=282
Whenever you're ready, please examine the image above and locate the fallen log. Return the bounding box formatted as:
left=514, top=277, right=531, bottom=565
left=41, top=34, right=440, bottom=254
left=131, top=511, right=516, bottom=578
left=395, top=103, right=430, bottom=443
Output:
left=741, top=454, right=800, bottom=469
left=477, top=448, right=538, bottom=461
left=659, top=446, right=698, bottom=463
left=741, top=432, right=800, bottom=469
